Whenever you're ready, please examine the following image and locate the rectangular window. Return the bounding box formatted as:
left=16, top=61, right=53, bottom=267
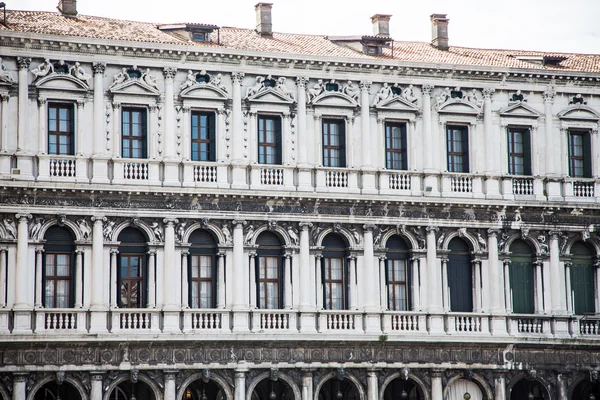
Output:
left=507, top=128, right=531, bottom=175
left=119, top=255, right=144, bottom=308
left=568, top=130, right=592, bottom=178
left=48, top=103, right=74, bottom=155
left=446, top=125, right=469, bottom=173
left=191, top=111, right=216, bottom=162
left=258, top=115, right=282, bottom=165
left=122, top=108, right=147, bottom=159
left=258, top=256, right=280, bottom=309
left=44, top=253, right=71, bottom=308
left=387, top=259, right=408, bottom=311
left=323, top=119, right=346, bottom=168
left=324, top=257, right=344, bottom=310
left=190, top=255, right=214, bottom=308
left=385, top=122, right=408, bottom=170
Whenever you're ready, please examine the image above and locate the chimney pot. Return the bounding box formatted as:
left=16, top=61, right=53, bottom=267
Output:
left=430, top=13, right=449, bottom=51
left=57, top=0, right=77, bottom=17
left=371, top=14, right=392, bottom=37
left=255, top=2, right=273, bottom=37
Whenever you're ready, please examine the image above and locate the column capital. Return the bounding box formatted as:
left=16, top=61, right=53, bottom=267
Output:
left=232, top=220, right=246, bottom=228
left=164, top=370, right=179, bottom=379
left=487, top=228, right=502, bottom=237
left=16, top=213, right=32, bottom=221
left=359, top=80, right=372, bottom=92
left=110, top=248, right=120, bottom=255
left=90, top=372, right=105, bottom=381
left=296, top=76, right=309, bottom=88
left=163, top=218, right=179, bottom=226
left=163, top=67, right=177, bottom=79
left=91, top=216, right=107, bottom=223
left=378, top=255, right=387, bottom=261
left=17, top=57, right=31, bottom=70
left=426, top=226, right=439, bottom=233
left=299, top=222, right=313, bottom=231
left=363, top=224, right=376, bottom=232
left=92, top=62, right=106, bottom=75
left=37, top=97, right=47, bottom=106
left=543, top=88, right=555, bottom=102
left=231, top=72, right=245, bottom=83
left=549, top=231, right=562, bottom=240
left=421, top=84, right=434, bottom=95
left=482, top=87, right=495, bottom=98
left=430, top=369, right=444, bottom=378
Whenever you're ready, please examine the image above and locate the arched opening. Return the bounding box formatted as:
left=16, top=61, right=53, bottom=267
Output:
left=509, top=239, right=535, bottom=314
left=509, top=378, right=549, bottom=400
left=43, top=226, right=76, bottom=308
left=445, top=379, right=482, bottom=400
left=117, top=228, right=149, bottom=308
left=109, top=380, right=156, bottom=400
left=385, top=235, right=411, bottom=311
left=251, top=378, right=294, bottom=400
left=188, top=229, right=218, bottom=309
left=318, top=377, right=359, bottom=400
left=572, top=379, right=600, bottom=400
left=34, top=380, right=81, bottom=400
left=182, top=379, right=225, bottom=400
left=570, top=242, right=595, bottom=315
left=447, top=238, right=473, bottom=312
left=255, top=231, right=285, bottom=309
left=321, top=233, right=349, bottom=310
left=383, top=377, right=425, bottom=400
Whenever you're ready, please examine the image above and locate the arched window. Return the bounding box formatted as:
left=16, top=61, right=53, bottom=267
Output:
left=43, top=226, right=75, bottom=308
left=509, top=239, right=535, bottom=314
left=256, top=231, right=284, bottom=309
left=322, top=233, right=348, bottom=310
left=188, top=229, right=218, bottom=309
left=571, top=242, right=595, bottom=315
left=447, top=238, right=472, bottom=312
left=386, top=235, right=411, bottom=311
left=117, top=228, right=148, bottom=308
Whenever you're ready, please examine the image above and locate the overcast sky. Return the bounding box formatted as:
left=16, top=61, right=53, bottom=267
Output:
left=16, top=0, right=600, bottom=55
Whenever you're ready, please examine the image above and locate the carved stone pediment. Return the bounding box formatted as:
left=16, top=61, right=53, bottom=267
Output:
left=109, top=79, right=160, bottom=96
left=34, top=74, right=89, bottom=92
left=180, top=84, right=228, bottom=100
left=311, top=91, right=358, bottom=108
left=437, top=100, right=481, bottom=116
left=375, top=96, right=420, bottom=112
left=499, top=102, right=541, bottom=119
left=557, top=105, right=600, bottom=121
left=246, top=87, right=294, bottom=104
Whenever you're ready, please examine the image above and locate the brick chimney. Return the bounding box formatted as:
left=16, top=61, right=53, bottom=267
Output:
left=255, top=3, right=273, bottom=37
left=430, top=14, right=449, bottom=51
left=371, top=14, right=392, bottom=37
left=57, top=0, right=77, bottom=17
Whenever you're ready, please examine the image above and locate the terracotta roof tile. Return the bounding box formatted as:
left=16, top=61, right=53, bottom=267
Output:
left=5, top=10, right=600, bottom=73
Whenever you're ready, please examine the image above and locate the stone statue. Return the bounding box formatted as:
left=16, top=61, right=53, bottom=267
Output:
left=151, top=222, right=164, bottom=242
left=275, top=76, right=295, bottom=101
left=466, top=88, right=482, bottom=107
left=77, top=219, right=91, bottom=240
left=286, top=225, right=299, bottom=246
left=342, top=80, right=360, bottom=100
left=246, top=76, right=265, bottom=98
left=69, top=61, right=91, bottom=83
left=141, top=68, right=158, bottom=89
left=31, top=58, right=54, bottom=78
left=103, top=220, right=115, bottom=241
left=0, top=58, right=14, bottom=84
left=111, top=67, right=129, bottom=88
left=209, top=73, right=227, bottom=92
left=244, top=225, right=255, bottom=245
left=437, top=87, right=451, bottom=106
left=181, top=70, right=196, bottom=91
left=372, top=83, right=392, bottom=106
left=307, top=79, right=324, bottom=101
left=221, top=224, right=232, bottom=244
left=477, top=233, right=487, bottom=251
left=29, top=217, right=44, bottom=240
left=402, top=84, right=418, bottom=103
left=176, top=222, right=186, bottom=243
left=3, top=219, right=16, bottom=239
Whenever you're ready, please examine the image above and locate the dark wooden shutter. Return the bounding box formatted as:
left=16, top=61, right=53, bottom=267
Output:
left=447, top=238, right=472, bottom=312
left=510, top=261, right=535, bottom=314
left=461, top=128, right=470, bottom=173
left=523, top=129, right=532, bottom=176
left=401, top=126, right=408, bottom=170
left=571, top=242, right=595, bottom=315
left=339, top=122, right=347, bottom=168
left=208, top=112, right=216, bottom=162
left=583, top=132, right=592, bottom=178
left=275, top=117, right=282, bottom=165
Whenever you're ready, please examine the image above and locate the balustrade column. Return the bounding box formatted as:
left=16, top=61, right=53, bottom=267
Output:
left=90, top=373, right=104, bottom=400
left=379, top=256, right=387, bottom=310
left=181, top=250, right=189, bottom=308
left=348, top=255, right=358, bottom=310
left=14, top=214, right=31, bottom=309
left=284, top=253, right=293, bottom=309
left=164, top=370, right=177, bottom=400
left=503, top=260, right=512, bottom=312
left=367, top=370, right=378, bottom=400
left=16, top=57, right=30, bottom=153
left=109, top=248, right=118, bottom=308
left=217, top=251, right=226, bottom=308
left=74, top=248, right=84, bottom=308
left=0, top=248, right=6, bottom=307
left=441, top=257, right=449, bottom=312
left=34, top=247, right=43, bottom=308
left=163, top=219, right=178, bottom=310
left=431, top=370, right=443, bottom=400
left=549, top=232, right=567, bottom=314
left=363, top=225, right=377, bottom=311
left=249, top=251, right=257, bottom=309
left=426, top=226, right=442, bottom=313
left=234, top=370, right=246, bottom=400
left=298, top=223, right=313, bottom=310
left=232, top=221, right=246, bottom=309
left=12, top=373, right=28, bottom=400
left=147, top=250, right=157, bottom=308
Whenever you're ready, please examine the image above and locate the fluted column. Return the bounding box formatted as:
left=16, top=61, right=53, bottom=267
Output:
left=12, top=373, right=28, bottom=400
left=296, top=77, right=309, bottom=165
left=426, top=226, right=442, bottom=313
left=411, top=257, right=421, bottom=311
left=379, top=256, right=387, bottom=310
left=1, top=94, right=9, bottom=154
left=37, top=97, right=47, bottom=154
left=90, top=373, right=104, bottom=400
left=16, top=57, right=30, bottom=153
left=441, top=257, right=449, bottom=312
left=14, top=214, right=31, bottom=309
left=503, top=259, right=511, bottom=312
left=231, top=73, right=245, bottom=162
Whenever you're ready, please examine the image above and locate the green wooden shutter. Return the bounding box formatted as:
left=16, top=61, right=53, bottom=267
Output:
left=583, top=132, right=592, bottom=178
left=523, top=130, right=532, bottom=176
left=571, top=263, right=595, bottom=315
left=339, top=122, right=347, bottom=168
left=461, top=128, right=470, bottom=173
left=447, top=257, right=473, bottom=312
left=509, top=261, right=535, bottom=314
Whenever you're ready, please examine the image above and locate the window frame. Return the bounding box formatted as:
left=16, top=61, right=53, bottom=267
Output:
left=257, top=114, right=283, bottom=165
left=384, top=121, right=408, bottom=170
left=446, top=125, right=470, bottom=173
left=507, top=127, right=532, bottom=176
left=323, top=256, right=346, bottom=310
left=386, top=259, right=408, bottom=311
left=191, top=110, right=216, bottom=162
left=121, top=107, right=148, bottom=159
left=47, top=102, right=75, bottom=156
left=118, top=253, right=146, bottom=309
left=568, top=129, right=592, bottom=178
left=257, top=255, right=281, bottom=309
left=189, top=254, right=215, bottom=309
left=322, top=119, right=346, bottom=168
left=43, top=252, right=73, bottom=308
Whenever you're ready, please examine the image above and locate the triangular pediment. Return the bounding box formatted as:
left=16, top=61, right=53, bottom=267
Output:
left=312, top=91, right=358, bottom=108
left=247, top=88, right=294, bottom=104
left=180, top=84, right=228, bottom=100
left=438, top=100, right=481, bottom=115
left=34, top=74, right=89, bottom=92
left=557, top=105, right=600, bottom=121
left=376, top=96, right=420, bottom=112
left=109, top=79, right=160, bottom=96
left=498, top=102, right=541, bottom=118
